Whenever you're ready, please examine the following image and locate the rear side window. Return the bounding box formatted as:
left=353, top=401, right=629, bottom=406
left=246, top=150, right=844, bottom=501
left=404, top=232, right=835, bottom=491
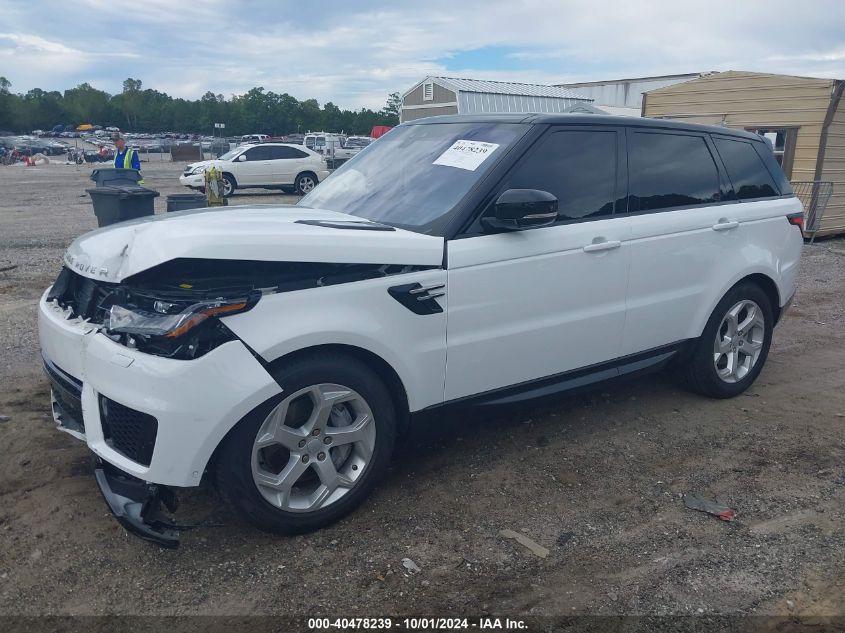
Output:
left=753, top=141, right=792, bottom=195
left=505, top=129, right=618, bottom=222
left=713, top=137, right=779, bottom=200
left=629, top=132, right=721, bottom=212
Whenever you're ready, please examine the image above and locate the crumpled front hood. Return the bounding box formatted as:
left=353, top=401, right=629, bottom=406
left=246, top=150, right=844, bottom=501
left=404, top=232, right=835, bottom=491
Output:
left=64, top=205, right=444, bottom=282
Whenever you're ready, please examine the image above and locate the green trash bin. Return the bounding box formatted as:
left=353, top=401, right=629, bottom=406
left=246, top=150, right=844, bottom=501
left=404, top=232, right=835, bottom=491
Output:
left=86, top=186, right=159, bottom=227
left=166, top=193, right=208, bottom=213
left=90, top=168, right=143, bottom=187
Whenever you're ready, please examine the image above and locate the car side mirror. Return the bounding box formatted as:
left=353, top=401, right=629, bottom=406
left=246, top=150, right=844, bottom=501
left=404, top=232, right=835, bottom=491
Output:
left=481, top=189, right=559, bottom=232
left=237, top=154, right=247, bottom=162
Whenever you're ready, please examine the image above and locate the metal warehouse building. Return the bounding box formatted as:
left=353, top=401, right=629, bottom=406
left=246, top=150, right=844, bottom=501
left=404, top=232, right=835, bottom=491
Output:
left=554, top=72, right=712, bottom=116
left=400, top=76, right=591, bottom=122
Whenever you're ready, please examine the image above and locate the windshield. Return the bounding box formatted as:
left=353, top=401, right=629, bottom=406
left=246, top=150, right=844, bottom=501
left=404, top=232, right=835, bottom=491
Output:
left=217, top=148, right=242, bottom=161
left=299, top=122, right=527, bottom=235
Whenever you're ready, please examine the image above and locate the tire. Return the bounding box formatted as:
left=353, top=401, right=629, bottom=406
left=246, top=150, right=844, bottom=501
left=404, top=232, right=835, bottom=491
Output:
left=222, top=173, right=236, bottom=197
left=683, top=282, right=774, bottom=399
left=216, top=352, right=397, bottom=534
left=295, top=172, right=318, bottom=195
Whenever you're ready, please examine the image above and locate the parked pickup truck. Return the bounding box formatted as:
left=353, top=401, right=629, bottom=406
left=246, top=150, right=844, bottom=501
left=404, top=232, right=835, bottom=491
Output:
left=303, top=133, right=359, bottom=165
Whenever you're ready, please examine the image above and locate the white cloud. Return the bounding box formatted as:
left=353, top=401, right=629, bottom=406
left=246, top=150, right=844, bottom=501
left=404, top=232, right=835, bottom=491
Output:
left=0, top=0, right=843, bottom=109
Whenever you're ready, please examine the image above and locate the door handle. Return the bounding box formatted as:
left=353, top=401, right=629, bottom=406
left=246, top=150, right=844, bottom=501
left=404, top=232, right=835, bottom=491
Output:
left=712, top=219, right=739, bottom=231
left=582, top=239, right=622, bottom=253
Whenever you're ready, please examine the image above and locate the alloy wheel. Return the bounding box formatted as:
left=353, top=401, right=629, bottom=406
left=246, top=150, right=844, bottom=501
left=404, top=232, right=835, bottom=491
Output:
left=713, top=299, right=765, bottom=383
left=251, top=383, right=376, bottom=512
left=299, top=176, right=316, bottom=193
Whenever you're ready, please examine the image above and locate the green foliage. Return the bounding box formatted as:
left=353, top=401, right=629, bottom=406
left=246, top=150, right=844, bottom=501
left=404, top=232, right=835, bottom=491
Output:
left=0, top=77, right=399, bottom=135
left=380, top=92, right=401, bottom=126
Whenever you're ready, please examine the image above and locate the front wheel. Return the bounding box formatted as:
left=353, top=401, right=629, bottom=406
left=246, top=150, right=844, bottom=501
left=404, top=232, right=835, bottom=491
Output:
left=222, top=173, right=236, bottom=197
left=683, top=282, right=774, bottom=398
left=216, top=353, right=397, bottom=534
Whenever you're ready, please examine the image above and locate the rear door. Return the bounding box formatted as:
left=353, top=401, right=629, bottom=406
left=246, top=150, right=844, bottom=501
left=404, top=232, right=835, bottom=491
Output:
left=267, top=145, right=308, bottom=185
left=445, top=125, right=631, bottom=401
left=621, top=128, right=734, bottom=355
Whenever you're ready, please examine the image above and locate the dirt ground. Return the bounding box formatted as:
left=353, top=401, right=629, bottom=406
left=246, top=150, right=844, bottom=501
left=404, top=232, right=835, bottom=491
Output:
left=0, top=160, right=843, bottom=623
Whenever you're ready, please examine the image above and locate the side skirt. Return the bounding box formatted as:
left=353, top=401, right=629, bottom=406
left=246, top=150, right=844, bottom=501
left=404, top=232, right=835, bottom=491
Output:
left=414, top=341, right=691, bottom=421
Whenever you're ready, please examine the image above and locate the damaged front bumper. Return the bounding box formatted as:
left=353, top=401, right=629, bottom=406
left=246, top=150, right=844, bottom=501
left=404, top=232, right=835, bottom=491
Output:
left=38, top=288, right=282, bottom=486
left=94, top=458, right=180, bottom=548
left=38, top=288, right=283, bottom=546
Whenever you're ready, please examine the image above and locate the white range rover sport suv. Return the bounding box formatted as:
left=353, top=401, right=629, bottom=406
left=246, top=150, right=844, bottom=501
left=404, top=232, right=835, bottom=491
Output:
left=39, top=114, right=803, bottom=546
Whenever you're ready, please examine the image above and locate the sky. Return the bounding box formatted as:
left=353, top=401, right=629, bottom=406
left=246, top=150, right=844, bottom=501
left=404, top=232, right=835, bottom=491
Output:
left=1, top=0, right=845, bottom=110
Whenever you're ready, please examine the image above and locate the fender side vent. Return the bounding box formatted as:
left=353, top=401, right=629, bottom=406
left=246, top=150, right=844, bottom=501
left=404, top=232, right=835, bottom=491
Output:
left=388, top=282, right=445, bottom=315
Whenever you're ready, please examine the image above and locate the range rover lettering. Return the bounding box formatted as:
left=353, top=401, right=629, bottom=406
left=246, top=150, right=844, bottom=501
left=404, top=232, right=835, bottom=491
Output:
left=38, top=114, right=802, bottom=546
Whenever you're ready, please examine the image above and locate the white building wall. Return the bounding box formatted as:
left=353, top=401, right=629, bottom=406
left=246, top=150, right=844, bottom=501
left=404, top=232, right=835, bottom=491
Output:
left=556, top=74, right=709, bottom=109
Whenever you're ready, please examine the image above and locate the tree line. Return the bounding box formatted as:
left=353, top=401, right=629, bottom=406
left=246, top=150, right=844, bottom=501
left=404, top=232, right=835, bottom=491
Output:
left=0, top=77, right=401, bottom=136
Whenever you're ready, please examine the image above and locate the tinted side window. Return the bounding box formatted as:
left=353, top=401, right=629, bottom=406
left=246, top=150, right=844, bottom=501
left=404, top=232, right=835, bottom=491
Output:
left=752, top=141, right=792, bottom=195
left=714, top=137, right=779, bottom=200
left=505, top=130, right=617, bottom=222
left=244, top=146, right=271, bottom=161
left=629, top=132, right=720, bottom=212
left=267, top=146, right=308, bottom=160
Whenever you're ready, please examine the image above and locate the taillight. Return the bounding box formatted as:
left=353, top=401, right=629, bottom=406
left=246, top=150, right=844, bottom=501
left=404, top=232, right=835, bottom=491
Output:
left=786, top=212, right=804, bottom=230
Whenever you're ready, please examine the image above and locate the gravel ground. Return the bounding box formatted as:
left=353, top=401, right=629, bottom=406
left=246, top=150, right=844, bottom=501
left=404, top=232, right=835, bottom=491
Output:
left=0, top=161, right=843, bottom=623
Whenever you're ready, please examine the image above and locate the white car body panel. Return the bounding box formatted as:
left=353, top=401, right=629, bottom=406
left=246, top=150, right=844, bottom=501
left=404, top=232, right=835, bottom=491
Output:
left=239, top=156, right=274, bottom=185
left=622, top=196, right=803, bottom=356
left=63, top=205, right=445, bottom=283
left=444, top=216, right=630, bottom=401
left=223, top=268, right=448, bottom=412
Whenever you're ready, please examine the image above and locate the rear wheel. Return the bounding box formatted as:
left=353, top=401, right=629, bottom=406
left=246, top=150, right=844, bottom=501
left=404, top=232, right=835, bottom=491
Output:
left=216, top=353, right=396, bottom=534
left=295, top=172, right=317, bottom=195
left=683, top=283, right=773, bottom=398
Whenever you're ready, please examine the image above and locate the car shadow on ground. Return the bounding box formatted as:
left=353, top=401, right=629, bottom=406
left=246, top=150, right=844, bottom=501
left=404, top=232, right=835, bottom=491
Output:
left=393, top=371, right=678, bottom=471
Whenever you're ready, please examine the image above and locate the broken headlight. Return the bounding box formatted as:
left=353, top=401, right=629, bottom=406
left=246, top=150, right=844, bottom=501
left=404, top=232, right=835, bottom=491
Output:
left=104, top=293, right=259, bottom=359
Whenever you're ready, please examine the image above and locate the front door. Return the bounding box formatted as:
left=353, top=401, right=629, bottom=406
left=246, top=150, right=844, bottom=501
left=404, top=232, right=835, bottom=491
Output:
left=239, top=145, right=275, bottom=185
left=444, top=126, right=631, bottom=401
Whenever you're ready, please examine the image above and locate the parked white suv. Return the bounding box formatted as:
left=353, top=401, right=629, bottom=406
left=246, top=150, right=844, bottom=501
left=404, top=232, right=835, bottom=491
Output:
left=179, top=143, right=330, bottom=196
left=39, top=115, right=802, bottom=546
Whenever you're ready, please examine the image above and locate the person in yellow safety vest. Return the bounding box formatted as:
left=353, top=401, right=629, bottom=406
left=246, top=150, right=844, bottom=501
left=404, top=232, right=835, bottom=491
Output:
left=111, top=133, right=144, bottom=184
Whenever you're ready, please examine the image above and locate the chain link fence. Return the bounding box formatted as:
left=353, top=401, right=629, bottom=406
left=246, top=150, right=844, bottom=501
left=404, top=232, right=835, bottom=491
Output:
left=791, top=181, right=834, bottom=242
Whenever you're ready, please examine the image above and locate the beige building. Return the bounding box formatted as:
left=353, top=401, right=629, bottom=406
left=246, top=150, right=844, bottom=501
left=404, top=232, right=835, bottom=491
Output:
left=643, top=71, right=845, bottom=237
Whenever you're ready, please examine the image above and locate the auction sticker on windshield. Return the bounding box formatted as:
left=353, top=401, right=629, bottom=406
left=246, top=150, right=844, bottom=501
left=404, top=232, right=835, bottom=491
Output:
left=433, top=139, right=500, bottom=171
